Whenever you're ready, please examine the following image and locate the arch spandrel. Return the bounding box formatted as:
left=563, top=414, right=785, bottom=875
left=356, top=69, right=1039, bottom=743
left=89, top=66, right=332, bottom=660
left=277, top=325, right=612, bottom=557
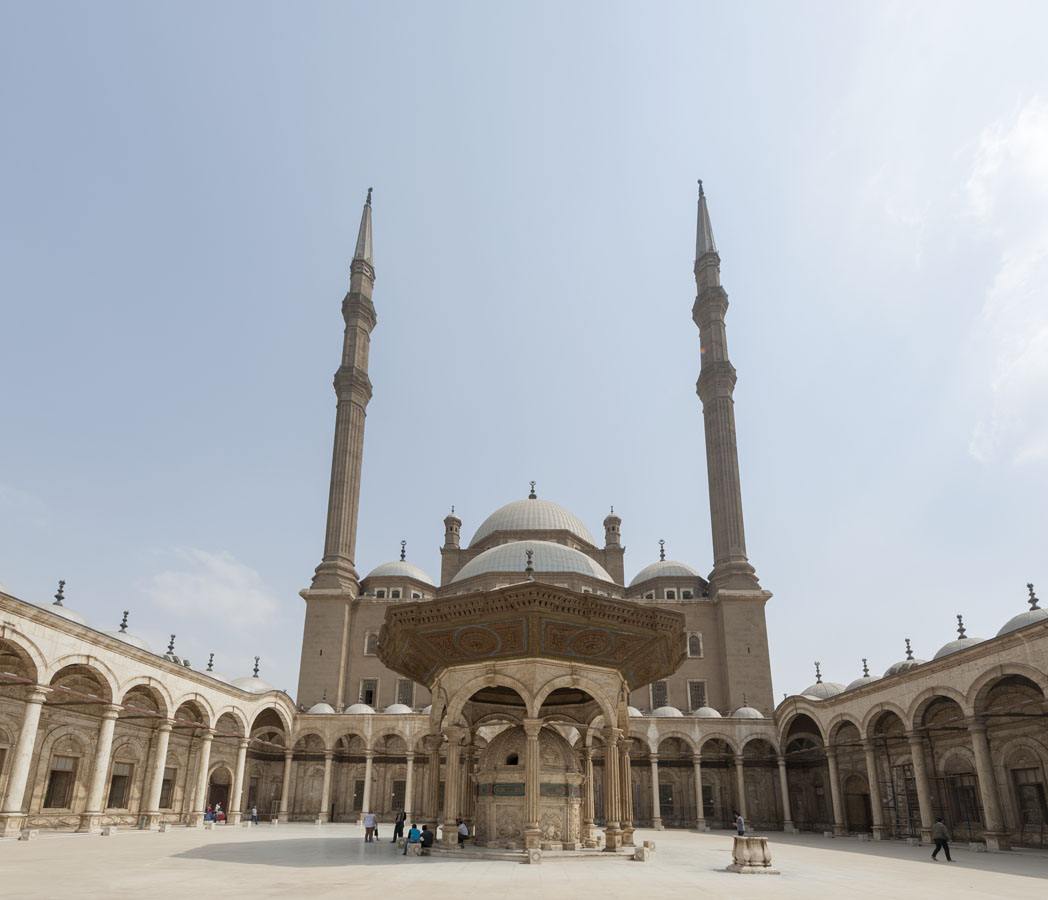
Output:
left=118, top=677, right=173, bottom=719
left=47, top=656, right=119, bottom=703
left=969, top=664, right=1048, bottom=713
left=443, top=671, right=533, bottom=724
left=0, top=630, right=46, bottom=684
left=860, top=701, right=910, bottom=739
left=906, top=686, right=970, bottom=731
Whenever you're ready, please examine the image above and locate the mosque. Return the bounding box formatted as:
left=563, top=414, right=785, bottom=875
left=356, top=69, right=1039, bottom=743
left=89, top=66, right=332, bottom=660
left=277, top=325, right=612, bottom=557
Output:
left=0, top=188, right=1045, bottom=853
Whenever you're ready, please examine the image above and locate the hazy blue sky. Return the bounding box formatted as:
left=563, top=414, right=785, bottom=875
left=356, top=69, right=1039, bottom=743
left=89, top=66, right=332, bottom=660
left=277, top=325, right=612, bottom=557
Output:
left=2, top=2, right=1046, bottom=700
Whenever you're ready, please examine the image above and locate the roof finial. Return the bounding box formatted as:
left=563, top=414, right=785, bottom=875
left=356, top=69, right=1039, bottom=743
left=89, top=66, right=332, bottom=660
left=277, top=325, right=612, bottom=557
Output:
left=861, top=658, right=870, bottom=677
left=695, top=179, right=717, bottom=257
left=118, top=610, right=129, bottom=633
left=450, top=505, right=455, bottom=515
left=742, top=692, right=748, bottom=706
left=1028, top=583, right=1040, bottom=611
left=698, top=178, right=704, bottom=197
left=400, top=539, right=407, bottom=562
left=904, top=638, right=914, bottom=660
left=207, top=652, right=214, bottom=673
left=53, top=579, right=66, bottom=606
left=167, top=634, right=176, bottom=654
left=528, top=480, right=537, bottom=499
left=814, top=661, right=822, bottom=684
left=610, top=505, right=615, bottom=515
left=525, top=548, right=535, bottom=579
left=956, top=614, right=967, bottom=639
left=659, top=539, right=666, bottom=562
left=366, top=186, right=373, bottom=206
left=253, top=655, right=260, bottom=678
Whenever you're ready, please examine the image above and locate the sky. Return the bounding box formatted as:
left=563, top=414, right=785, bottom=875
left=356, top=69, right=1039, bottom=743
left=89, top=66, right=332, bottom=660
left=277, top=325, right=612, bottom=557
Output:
left=1, top=1, right=1046, bottom=701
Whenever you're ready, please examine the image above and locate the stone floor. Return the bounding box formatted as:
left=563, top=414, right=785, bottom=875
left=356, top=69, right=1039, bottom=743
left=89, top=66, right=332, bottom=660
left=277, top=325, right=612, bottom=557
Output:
left=2, top=824, right=1046, bottom=899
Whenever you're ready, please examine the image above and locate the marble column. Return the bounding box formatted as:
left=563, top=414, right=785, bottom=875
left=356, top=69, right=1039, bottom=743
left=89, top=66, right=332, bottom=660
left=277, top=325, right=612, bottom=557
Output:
left=0, top=686, right=50, bottom=837
left=907, top=733, right=934, bottom=842
left=602, top=727, right=622, bottom=850
left=318, top=750, right=334, bottom=823
left=777, top=755, right=795, bottom=833
left=140, top=721, right=173, bottom=829
left=404, top=753, right=415, bottom=818
left=278, top=749, right=293, bottom=822
left=191, top=730, right=215, bottom=826
left=734, top=755, right=748, bottom=821
left=229, top=738, right=249, bottom=825
left=77, top=704, right=121, bottom=832
left=649, top=755, right=663, bottom=829
left=692, top=755, right=707, bottom=831
left=969, top=719, right=1009, bottom=851
left=361, top=750, right=374, bottom=820
left=522, top=719, right=542, bottom=849
left=460, top=740, right=474, bottom=821
left=619, top=738, right=635, bottom=845
left=423, top=735, right=442, bottom=827
left=825, top=747, right=846, bottom=835
left=861, top=740, right=885, bottom=839
left=582, top=746, right=596, bottom=846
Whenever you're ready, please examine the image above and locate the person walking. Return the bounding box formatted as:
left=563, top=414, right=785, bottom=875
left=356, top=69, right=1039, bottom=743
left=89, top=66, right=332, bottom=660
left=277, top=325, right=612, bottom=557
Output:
left=392, top=809, right=406, bottom=843
left=363, top=811, right=377, bottom=843
left=735, top=812, right=745, bottom=835
left=457, top=818, right=470, bottom=847
left=931, top=817, right=953, bottom=862
left=403, top=822, right=422, bottom=855
left=250, top=805, right=259, bottom=825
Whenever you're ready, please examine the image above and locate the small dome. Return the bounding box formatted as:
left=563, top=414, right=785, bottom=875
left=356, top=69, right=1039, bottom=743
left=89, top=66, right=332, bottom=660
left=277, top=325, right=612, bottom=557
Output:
left=845, top=674, right=881, bottom=691
left=934, top=636, right=984, bottom=659
left=307, top=702, right=336, bottom=714
left=629, top=559, right=700, bottom=587
left=884, top=640, right=925, bottom=677
left=47, top=603, right=86, bottom=625
left=105, top=629, right=151, bottom=651
left=692, top=706, right=722, bottom=718
left=801, top=681, right=846, bottom=700
left=364, top=560, right=435, bottom=587
left=421, top=705, right=433, bottom=715
left=627, top=706, right=644, bottom=717
left=651, top=706, right=684, bottom=717
left=732, top=706, right=764, bottom=719
left=470, top=498, right=596, bottom=547
left=345, top=703, right=375, bottom=715
left=232, top=674, right=275, bottom=694
left=383, top=703, right=413, bottom=714
left=998, top=609, right=1048, bottom=635
left=451, top=540, right=615, bottom=585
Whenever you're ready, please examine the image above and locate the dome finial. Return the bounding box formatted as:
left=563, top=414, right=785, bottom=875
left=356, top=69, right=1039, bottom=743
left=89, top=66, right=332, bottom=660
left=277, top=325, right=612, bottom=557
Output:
left=698, top=178, right=704, bottom=197
left=400, top=539, right=407, bottom=561
left=528, top=480, right=537, bottom=499
left=253, top=656, right=261, bottom=678
left=814, top=661, right=822, bottom=684
left=861, top=657, right=869, bottom=677
left=53, top=579, right=66, bottom=606
left=366, top=186, right=372, bottom=207
left=956, top=614, right=967, bottom=639
left=659, top=539, right=666, bottom=562
left=525, top=548, right=535, bottom=579
left=1028, top=582, right=1040, bottom=611
left=118, top=610, right=129, bottom=633
left=167, top=634, right=176, bottom=654
left=207, top=652, right=214, bottom=673
left=904, top=638, right=914, bottom=660
left=450, top=504, right=455, bottom=515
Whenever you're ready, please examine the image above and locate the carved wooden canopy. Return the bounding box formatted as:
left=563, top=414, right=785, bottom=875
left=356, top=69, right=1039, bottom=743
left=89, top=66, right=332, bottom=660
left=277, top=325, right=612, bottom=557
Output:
left=377, top=582, right=686, bottom=689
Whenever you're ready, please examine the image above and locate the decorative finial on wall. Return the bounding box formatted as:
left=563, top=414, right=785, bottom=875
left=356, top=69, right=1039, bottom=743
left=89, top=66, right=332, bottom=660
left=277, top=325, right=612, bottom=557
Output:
left=450, top=505, right=455, bottom=515
left=207, top=652, right=214, bottom=673
left=53, top=580, right=66, bottom=606
left=861, top=658, right=869, bottom=678
left=659, top=539, right=666, bottom=562
left=366, top=187, right=372, bottom=206
left=166, top=635, right=176, bottom=654
left=1028, top=583, right=1040, bottom=611
left=525, top=549, right=534, bottom=579
left=814, top=661, right=822, bottom=684
left=610, top=505, right=614, bottom=515
left=118, top=611, right=129, bottom=633
left=528, top=480, right=537, bottom=499
left=904, top=638, right=914, bottom=660
left=400, top=539, right=407, bottom=562
left=253, top=656, right=261, bottom=678
left=956, top=614, right=967, bottom=639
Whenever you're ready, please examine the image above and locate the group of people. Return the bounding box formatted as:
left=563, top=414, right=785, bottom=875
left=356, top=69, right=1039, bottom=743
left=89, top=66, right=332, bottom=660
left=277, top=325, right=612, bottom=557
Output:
left=203, top=803, right=225, bottom=823
left=360, top=810, right=468, bottom=855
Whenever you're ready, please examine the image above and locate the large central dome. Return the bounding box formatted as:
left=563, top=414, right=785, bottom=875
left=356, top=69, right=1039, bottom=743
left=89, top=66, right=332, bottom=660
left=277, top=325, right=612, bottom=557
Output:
left=469, top=498, right=596, bottom=547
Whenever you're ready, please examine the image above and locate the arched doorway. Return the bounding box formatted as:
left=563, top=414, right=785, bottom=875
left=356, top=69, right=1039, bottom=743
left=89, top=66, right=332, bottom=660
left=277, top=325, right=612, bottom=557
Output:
left=207, top=766, right=232, bottom=814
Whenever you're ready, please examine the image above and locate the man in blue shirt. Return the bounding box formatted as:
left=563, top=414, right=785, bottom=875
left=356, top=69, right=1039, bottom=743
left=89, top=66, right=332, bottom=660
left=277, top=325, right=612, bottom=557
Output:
left=403, top=822, right=422, bottom=855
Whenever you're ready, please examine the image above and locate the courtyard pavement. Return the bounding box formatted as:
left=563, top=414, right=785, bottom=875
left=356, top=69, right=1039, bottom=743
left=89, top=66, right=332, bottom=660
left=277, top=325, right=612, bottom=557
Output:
left=2, top=824, right=1045, bottom=899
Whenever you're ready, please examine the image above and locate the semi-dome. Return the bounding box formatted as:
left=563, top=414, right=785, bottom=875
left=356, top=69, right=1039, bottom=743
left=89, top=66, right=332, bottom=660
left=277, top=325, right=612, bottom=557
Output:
left=470, top=497, right=596, bottom=548
left=383, top=703, right=413, bottom=714
left=345, top=703, right=375, bottom=715
left=364, top=559, right=435, bottom=586
left=732, top=706, right=764, bottom=719
left=692, top=706, right=722, bottom=718
left=451, top=540, right=615, bottom=585
left=627, top=706, right=643, bottom=717
left=884, top=639, right=925, bottom=677
left=629, top=559, right=700, bottom=587
left=934, top=616, right=983, bottom=659
left=307, top=701, right=335, bottom=714
left=651, top=706, right=684, bottom=717
left=997, top=585, right=1046, bottom=636
left=232, top=674, right=274, bottom=694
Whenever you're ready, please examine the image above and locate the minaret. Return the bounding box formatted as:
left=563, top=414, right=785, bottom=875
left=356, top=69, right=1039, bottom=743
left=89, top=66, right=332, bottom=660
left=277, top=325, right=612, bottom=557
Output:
left=296, top=189, right=377, bottom=709
left=692, top=182, right=774, bottom=713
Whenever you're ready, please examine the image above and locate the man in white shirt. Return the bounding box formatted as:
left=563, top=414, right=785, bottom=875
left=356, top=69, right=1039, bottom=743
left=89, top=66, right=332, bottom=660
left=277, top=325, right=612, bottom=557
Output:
left=457, top=818, right=470, bottom=847
left=363, top=811, right=377, bottom=843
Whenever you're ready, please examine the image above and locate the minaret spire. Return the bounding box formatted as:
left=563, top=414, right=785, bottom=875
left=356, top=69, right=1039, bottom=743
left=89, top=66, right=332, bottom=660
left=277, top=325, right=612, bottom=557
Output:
left=696, top=180, right=717, bottom=258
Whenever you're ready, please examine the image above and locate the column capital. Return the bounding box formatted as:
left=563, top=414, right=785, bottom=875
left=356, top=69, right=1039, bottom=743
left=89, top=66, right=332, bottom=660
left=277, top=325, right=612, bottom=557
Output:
left=283, top=747, right=294, bottom=759
left=734, top=755, right=745, bottom=768
left=323, top=749, right=334, bottom=761
left=522, top=718, right=543, bottom=738
left=603, top=726, right=622, bottom=745
left=200, top=729, right=215, bottom=743
left=25, top=685, right=51, bottom=704
left=238, top=738, right=251, bottom=751
left=967, top=717, right=989, bottom=733
left=906, top=731, right=924, bottom=746
left=101, top=703, right=122, bottom=720
left=649, top=754, right=660, bottom=765
left=444, top=723, right=470, bottom=745
left=156, top=719, right=174, bottom=734
left=692, top=754, right=703, bottom=765
left=776, top=755, right=787, bottom=766
left=422, top=733, right=443, bottom=753
left=364, top=748, right=375, bottom=759
left=824, top=746, right=838, bottom=760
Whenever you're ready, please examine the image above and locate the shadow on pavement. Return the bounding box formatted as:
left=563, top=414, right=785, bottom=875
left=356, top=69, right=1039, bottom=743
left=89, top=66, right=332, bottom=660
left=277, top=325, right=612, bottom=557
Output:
left=175, top=837, right=456, bottom=868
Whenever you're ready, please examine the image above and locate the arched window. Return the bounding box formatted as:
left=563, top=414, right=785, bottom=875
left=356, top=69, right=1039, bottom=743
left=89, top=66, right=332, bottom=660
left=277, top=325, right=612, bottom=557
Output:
left=506, top=753, right=519, bottom=766
left=687, top=633, right=703, bottom=658
left=364, top=633, right=379, bottom=656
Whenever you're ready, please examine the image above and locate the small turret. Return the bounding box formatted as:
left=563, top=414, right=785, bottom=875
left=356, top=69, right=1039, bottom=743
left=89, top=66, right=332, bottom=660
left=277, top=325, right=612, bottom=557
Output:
left=603, top=506, right=621, bottom=549
left=443, top=505, right=462, bottom=549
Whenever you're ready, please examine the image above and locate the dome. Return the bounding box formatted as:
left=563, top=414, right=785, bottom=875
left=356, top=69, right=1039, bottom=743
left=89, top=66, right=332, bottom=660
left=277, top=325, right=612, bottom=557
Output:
left=998, top=587, right=1046, bottom=636
left=801, top=681, right=846, bottom=700
left=364, top=560, right=435, bottom=587
left=651, top=706, right=684, bottom=717
left=732, top=706, right=764, bottom=719
left=692, top=706, right=722, bottom=718
left=629, top=560, right=700, bottom=587
left=345, top=703, right=375, bottom=715
left=307, top=702, right=335, bottom=714
left=627, top=706, right=643, bottom=717
left=845, top=674, right=881, bottom=691
left=232, top=674, right=274, bottom=694
left=105, top=629, right=151, bottom=651
left=884, top=641, right=925, bottom=677
left=934, top=636, right=984, bottom=659
left=470, top=498, right=596, bottom=548
left=383, top=703, right=413, bottom=714
left=421, top=705, right=433, bottom=715
left=451, top=540, right=615, bottom=585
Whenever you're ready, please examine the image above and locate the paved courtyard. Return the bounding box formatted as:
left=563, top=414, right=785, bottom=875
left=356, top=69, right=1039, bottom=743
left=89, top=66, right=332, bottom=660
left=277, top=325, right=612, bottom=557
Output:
left=2, top=825, right=1045, bottom=899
